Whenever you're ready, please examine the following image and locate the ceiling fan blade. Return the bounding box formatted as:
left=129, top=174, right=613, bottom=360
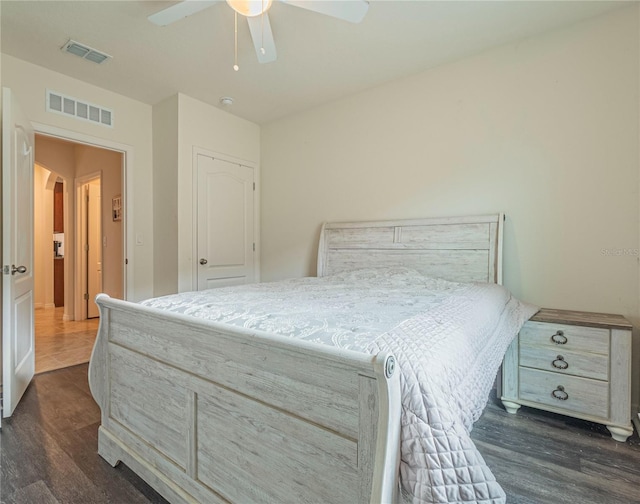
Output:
left=246, top=14, right=277, bottom=64
left=148, top=0, right=221, bottom=26
left=279, top=0, right=369, bottom=23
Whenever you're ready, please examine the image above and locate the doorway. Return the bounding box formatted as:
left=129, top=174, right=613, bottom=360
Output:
left=33, top=135, right=124, bottom=374
left=2, top=90, right=135, bottom=420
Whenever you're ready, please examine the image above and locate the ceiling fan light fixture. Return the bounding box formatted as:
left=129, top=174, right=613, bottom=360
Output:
left=226, top=0, right=273, bottom=17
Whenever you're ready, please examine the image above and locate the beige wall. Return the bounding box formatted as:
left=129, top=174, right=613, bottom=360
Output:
left=35, top=136, right=76, bottom=179
left=2, top=54, right=154, bottom=300
left=261, top=8, right=640, bottom=401
left=152, top=95, right=179, bottom=296
left=35, top=136, right=76, bottom=317
left=33, top=163, right=54, bottom=309
left=75, top=144, right=124, bottom=300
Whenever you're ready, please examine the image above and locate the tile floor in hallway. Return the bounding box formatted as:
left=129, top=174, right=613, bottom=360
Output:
left=35, top=307, right=99, bottom=374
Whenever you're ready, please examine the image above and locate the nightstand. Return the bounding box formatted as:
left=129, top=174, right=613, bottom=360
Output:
left=501, top=308, right=633, bottom=442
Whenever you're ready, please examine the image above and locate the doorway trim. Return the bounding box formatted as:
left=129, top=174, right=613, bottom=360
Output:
left=32, top=122, right=133, bottom=303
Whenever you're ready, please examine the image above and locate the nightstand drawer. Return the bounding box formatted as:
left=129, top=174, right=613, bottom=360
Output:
left=520, top=321, right=609, bottom=355
left=519, top=367, right=609, bottom=419
left=519, top=346, right=609, bottom=381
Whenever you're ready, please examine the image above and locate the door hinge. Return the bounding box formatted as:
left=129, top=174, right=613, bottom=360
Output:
left=253, top=182, right=255, bottom=191
left=84, top=293, right=89, bottom=301
left=84, top=244, right=89, bottom=251
left=3, top=265, right=8, bottom=275
left=125, top=258, right=128, bottom=265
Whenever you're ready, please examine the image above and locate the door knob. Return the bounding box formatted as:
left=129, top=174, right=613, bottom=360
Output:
left=11, top=265, right=27, bottom=275
left=199, top=258, right=208, bottom=265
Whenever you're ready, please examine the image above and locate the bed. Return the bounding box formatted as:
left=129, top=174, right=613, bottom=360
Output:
left=88, top=214, right=536, bottom=504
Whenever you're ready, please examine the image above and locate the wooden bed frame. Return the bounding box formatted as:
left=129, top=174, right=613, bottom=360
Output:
left=88, top=214, right=503, bottom=504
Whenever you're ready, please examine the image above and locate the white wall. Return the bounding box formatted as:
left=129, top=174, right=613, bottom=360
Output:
left=1, top=54, right=154, bottom=301
left=261, top=7, right=640, bottom=401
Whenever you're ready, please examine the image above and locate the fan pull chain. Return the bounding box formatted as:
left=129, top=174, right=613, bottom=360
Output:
left=260, top=0, right=266, bottom=55
left=233, top=11, right=239, bottom=71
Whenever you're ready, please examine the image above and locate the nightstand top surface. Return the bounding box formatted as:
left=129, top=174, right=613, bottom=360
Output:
left=531, top=308, right=632, bottom=330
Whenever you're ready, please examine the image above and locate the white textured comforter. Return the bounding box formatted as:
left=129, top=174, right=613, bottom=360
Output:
left=142, top=268, right=537, bottom=504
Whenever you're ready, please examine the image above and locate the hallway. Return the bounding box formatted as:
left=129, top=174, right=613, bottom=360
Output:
left=35, top=307, right=99, bottom=374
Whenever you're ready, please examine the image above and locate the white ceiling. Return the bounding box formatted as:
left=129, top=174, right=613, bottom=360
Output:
left=1, top=1, right=627, bottom=124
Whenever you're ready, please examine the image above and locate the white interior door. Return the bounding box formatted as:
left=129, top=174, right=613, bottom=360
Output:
left=2, top=87, right=35, bottom=418
left=197, top=155, right=254, bottom=290
left=87, top=179, right=102, bottom=318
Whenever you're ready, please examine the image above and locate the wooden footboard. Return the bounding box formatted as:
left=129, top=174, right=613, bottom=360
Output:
left=88, top=294, right=401, bottom=504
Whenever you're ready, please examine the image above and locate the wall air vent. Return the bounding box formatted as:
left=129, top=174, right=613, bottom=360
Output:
left=47, top=90, right=114, bottom=128
left=61, top=39, right=112, bottom=64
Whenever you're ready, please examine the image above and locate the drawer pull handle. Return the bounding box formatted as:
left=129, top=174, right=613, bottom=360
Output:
left=552, top=385, right=569, bottom=401
left=550, top=331, right=567, bottom=345
left=552, top=355, right=569, bottom=370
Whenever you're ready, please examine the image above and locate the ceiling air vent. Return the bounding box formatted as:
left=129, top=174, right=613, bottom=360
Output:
left=61, top=39, right=111, bottom=65
left=47, top=90, right=114, bottom=128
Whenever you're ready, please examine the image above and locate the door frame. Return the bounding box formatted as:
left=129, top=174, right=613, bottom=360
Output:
left=74, top=172, right=101, bottom=321
left=191, top=147, right=260, bottom=292
left=32, top=122, right=133, bottom=303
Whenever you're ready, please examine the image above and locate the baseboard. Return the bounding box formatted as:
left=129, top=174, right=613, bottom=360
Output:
left=633, top=413, right=640, bottom=437
left=45, top=303, right=56, bottom=309
left=62, top=313, right=71, bottom=322
left=34, top=303, right=44, bottom=310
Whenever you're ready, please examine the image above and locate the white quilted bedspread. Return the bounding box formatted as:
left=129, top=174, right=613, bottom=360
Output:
left=141, top=268, right=537, bottom=504
left=366, top=282, right=537, bottom=504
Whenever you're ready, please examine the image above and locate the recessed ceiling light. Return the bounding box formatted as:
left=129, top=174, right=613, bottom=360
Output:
left=219, top=97, right=234, bottom=106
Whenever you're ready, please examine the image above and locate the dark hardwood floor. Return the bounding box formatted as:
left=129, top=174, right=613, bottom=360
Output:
left=472, top=395, right=640, bottom=503
left=1, top=364, right=639, bottom=503
left=0, top=364, right=167, bottom=504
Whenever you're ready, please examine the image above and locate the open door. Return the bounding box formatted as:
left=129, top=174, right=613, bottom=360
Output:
left=2, top=87, right=35, bottom=418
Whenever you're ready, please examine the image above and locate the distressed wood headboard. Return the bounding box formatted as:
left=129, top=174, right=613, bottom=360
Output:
left=317, top=214, right=504, bottom=284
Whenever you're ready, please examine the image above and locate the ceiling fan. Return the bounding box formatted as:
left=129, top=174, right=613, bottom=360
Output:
left=148, top=0, right=370, bottom=67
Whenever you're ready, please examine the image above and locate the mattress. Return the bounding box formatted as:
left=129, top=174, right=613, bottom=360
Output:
left=142, top=267, right=537, bottom=504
